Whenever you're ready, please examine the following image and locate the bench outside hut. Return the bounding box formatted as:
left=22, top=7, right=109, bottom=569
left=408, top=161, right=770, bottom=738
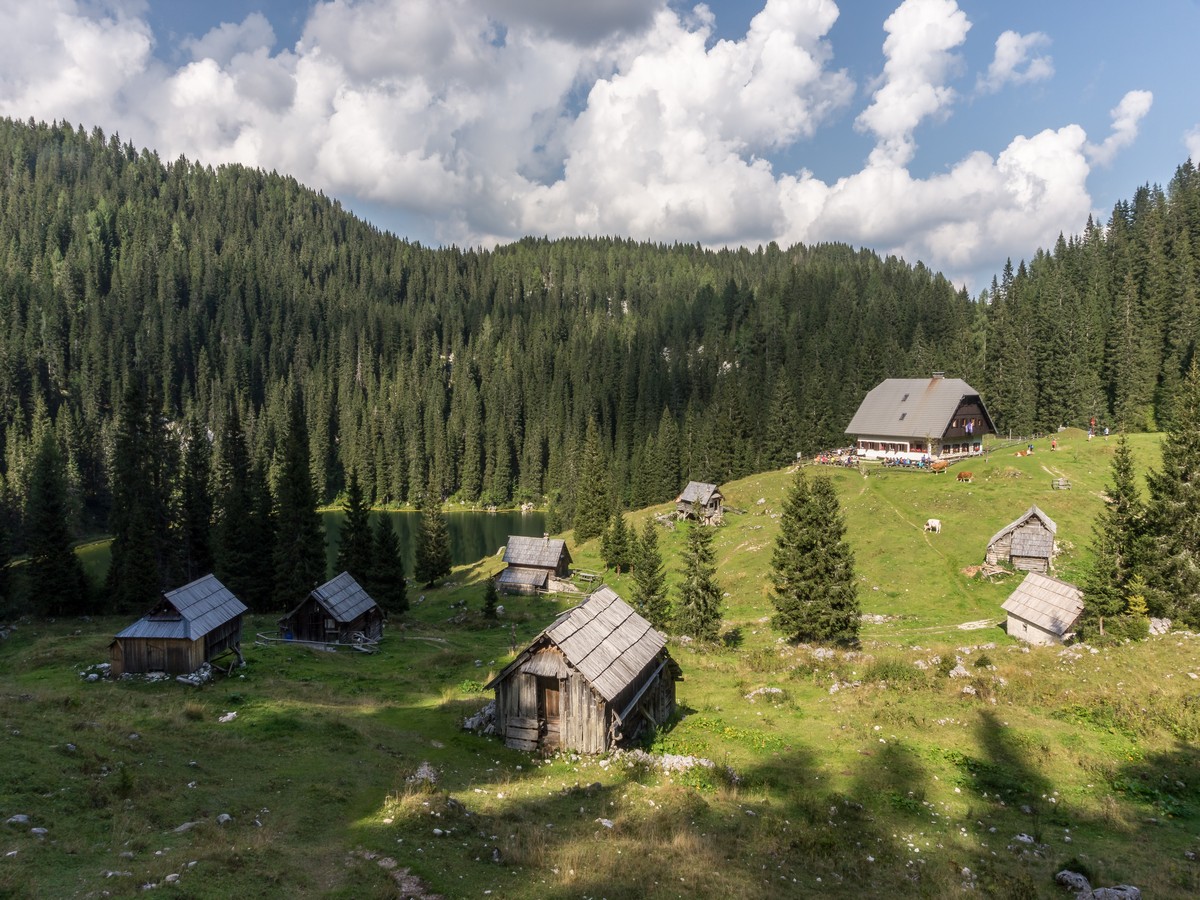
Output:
left=485, top=586, right=678, bottom=753
left=278, top=571, right=384, bottom=645
left=986, top=505, right=1057, bottom=573
left=1001, top=572, right=1084, bottom=646
left=497, top=534, right=572, bottom=595
left=110, top=574, right=247, bottom=676
left=676, top=481, right=724, bottom=525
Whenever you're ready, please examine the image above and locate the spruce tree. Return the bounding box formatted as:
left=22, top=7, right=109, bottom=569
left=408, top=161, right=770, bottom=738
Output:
left=25, top=428, right=89, bottom=616
left=178, top=416, right=215, bottom=582
left=631, top=518, right=670, bottom=630
left=414, top=488, right=452, bottom=587
left=770, top=471, right=860, bottom=646
left=0, top=488, right=10, bottom=616
left=272, top=391, right=327, bottom=609
left=482, top=577, right=499, bottom=620
left=1143, top=358, right=1200, bottom=625
left=1080, top=434, right=1145, bottom=635
left=674, top=511, right=723, bottom=640
left=107, top=379, right=173, bottom=612
left=572, top=419, right=609, bottom=543
left=336, top=470, right=374, bottom=582
left=601, top=511, right=633, bottom=573
left=214, top=407, right=257, bottom=605
left=368, top=513, right=407, bottom=615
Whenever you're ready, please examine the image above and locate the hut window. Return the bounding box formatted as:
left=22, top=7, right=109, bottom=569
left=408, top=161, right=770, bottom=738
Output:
left=325, top=618, right=336, bottom=630
left=901, top=393, right=909, bottom=402
left=899, top=412, right=907, bottom=421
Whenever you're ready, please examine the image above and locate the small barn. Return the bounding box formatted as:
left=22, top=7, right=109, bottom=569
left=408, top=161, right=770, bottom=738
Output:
left=110, top=574, right=247, bottom=676
left=676, top=481, right=724, bottom=525
left=278, top=571, right=383, bottom=644
left=845, top=373, right=996, bottom=462
left=498, top=534, right=572, bottom=595
left=1002, top=572, right=1084, bottom=646
left=987, top=505, right=1057, bottom=572
left=485, top=586, right=677, bottom=753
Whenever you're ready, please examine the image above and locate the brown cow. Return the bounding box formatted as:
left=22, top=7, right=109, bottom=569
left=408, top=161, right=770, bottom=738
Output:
left=956, top=471, right=973, bottom=483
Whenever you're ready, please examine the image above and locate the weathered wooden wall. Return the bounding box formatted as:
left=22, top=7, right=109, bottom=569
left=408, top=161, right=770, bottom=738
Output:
left=110, top=637, right=203, bottom=676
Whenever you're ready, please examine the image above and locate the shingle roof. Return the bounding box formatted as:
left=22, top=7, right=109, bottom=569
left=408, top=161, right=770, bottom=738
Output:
left=988, top=505, right=1058, bottom=550
left=309, top=572, right=378, bottom=623
left=1002, top=572, right=1083, bottom=637
left=845, top=377, right=994, bottom=439
left=678, top=481, right=720, bottom=505
left=115, top=574, right=246, bottom=641
left=497, top=567, right=549, bottom=588
left=486, top=586, right=668, bottom=702
left=503, top=535, right=569, bottom=569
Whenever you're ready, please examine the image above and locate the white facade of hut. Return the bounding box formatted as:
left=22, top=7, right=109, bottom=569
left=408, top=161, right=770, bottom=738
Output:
left=1002, top=572, right=1083, bottom=646
left=485, top=587, right=677, bottom=753
left=987, top=505, right=1057, bottom=573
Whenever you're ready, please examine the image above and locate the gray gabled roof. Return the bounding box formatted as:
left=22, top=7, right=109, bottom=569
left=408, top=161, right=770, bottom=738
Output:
left=503, top=535, right=570, bottom=569
left=1002, top=572, right=1083, bottom=636
left=114, top=574, right=246, bottom=641
left=486, top=586, right=668, bottom=703
left=988, top=505, right=1057, bottom=550
left=678, top=481, right=720, bottom=505
left=497, top=567, right=549, bottom=588
left=845, top=377, right=994, bottom=439
left=307, top=572, right=378, bottom=623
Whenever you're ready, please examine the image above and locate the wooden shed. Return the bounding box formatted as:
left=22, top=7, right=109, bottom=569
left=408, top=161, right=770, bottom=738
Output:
left=278, top=571, right=383, bottom=644
left=498, top=534, right=572, bottom=595
left=1002, top=572, right=1083, bottom=646
left=986, top=505, right=1057, bottom=572
left=676, top=481, right=724, bottom=525
left=485, top=586, right=678, bottom=753
left=110, top=574, right=247, bottom=676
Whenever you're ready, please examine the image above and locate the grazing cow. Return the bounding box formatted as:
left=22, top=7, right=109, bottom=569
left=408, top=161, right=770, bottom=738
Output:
left=930, top=460, right=948, bottom=474
left=956, top=471, right=973, bottom=483
left=924, top=518, right=942, bottom=533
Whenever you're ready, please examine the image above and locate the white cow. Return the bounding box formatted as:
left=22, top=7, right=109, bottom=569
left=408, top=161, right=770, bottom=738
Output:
left=924, top=518, right=942, bottom=534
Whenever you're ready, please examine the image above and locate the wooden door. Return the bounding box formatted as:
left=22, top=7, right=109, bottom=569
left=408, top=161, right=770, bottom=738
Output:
left=537, top=676, right=561, bottom=749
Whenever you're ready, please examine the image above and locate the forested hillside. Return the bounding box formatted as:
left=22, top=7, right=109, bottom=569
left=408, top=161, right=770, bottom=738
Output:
left=0, top=117, right=1197, bottom=544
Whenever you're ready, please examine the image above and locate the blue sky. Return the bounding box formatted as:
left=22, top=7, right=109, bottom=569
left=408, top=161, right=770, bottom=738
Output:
left=2, top=0, right=1197, bottom=290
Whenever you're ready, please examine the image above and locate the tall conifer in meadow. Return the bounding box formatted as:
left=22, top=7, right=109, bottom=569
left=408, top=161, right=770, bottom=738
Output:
left=272, top=390, right=326, bottom=609
left=571, top=419, right=609, bottom=544
left=25, top=425, right=89, bottom=615
left=770, top=470, right=860, bottom=646
left=368, top=513, right=407, bottom=615
left=631, top=519, right=670, bottom=630
left=336, top=470, right=374, bottom=582
left=414, top=488, right=452, bottom=587
left=1081, top=434, right=1146, bottom=634
left=674, top=510, right=722, bottom=641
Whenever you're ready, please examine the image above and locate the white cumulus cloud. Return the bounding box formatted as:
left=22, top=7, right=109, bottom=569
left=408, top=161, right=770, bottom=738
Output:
left=977, top=30, right=1053, bottom=93
left=1085, top=89, right=1152, bottom=167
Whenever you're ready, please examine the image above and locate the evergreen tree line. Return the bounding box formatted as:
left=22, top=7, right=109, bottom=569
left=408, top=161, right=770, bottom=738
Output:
left=1082, top=360, right=1200, bottom=632
left=1, top=117, right=1198, bottom=577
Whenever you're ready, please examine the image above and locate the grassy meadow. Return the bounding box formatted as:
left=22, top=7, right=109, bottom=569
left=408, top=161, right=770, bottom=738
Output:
left=1, top=428, right=1198, bottom=898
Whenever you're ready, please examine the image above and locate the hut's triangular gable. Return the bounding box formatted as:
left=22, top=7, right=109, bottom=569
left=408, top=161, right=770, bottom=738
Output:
left=503, top=535, right=571, bottom=569
left=308, top=571, right=379, bottom=623
left=845, top=377, right=995, bottom=439
left=988, top=505, right=1057, bottom=550
left=1002, top=572, right=1084, bottom=637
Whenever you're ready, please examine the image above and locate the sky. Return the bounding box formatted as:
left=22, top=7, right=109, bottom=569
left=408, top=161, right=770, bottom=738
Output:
left=2, top=0, right=1198, bottom=291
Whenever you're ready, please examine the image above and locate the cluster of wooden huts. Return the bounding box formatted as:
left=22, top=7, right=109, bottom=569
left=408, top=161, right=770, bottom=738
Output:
left=110, top=571, right=384, bottom=676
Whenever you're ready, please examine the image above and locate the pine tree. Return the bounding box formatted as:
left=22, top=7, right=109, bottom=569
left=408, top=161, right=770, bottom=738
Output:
left=770, top=471, right=860, bottom=645
left=414, top=488, right=452, bottom=586
left=213, top=407, right=258, bottom=606
left=482, top=577, right=499, bottom=620
left=1143, top=358, right=1200, bottom=625
left=631, top=518, right=670, bottom=629
left=368, top=513, right=407, bottom=615
left=25, top=428, right=89, bottom=616
left=0, top=488, right=10, bottom=616
left=1080, top=434, right=1145, bottom=635
left=571, top=419, right=609, bottom=543
left=272, top=391, right=327, bottom=609
left=336, top=470, right=374, bottom=582
left=601, top=511, right=633, bottom=573
left=674, top=511, right=723, bottom=640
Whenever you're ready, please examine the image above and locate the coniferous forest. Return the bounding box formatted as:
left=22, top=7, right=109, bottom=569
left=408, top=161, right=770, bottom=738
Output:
left=1, top=117, right=1199, bottom=614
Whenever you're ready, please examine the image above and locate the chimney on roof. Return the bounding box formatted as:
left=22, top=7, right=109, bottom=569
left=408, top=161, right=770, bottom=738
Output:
left=932, top=371, right=945, bottom=379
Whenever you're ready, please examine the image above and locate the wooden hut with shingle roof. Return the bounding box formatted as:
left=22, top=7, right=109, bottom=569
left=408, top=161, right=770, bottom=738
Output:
left=110, top=574, right=247, bottom=676
left=497, top=534, right=572, bottom=594
left=278, top=571, right=383, bottom=644
left=676, top=481, right=724, bottom=525
left=987, top=505, right=1057, bottom=573
left=485, top=586, right=678, bottom=753
left=1002, top=572, right=1083, bottom=646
